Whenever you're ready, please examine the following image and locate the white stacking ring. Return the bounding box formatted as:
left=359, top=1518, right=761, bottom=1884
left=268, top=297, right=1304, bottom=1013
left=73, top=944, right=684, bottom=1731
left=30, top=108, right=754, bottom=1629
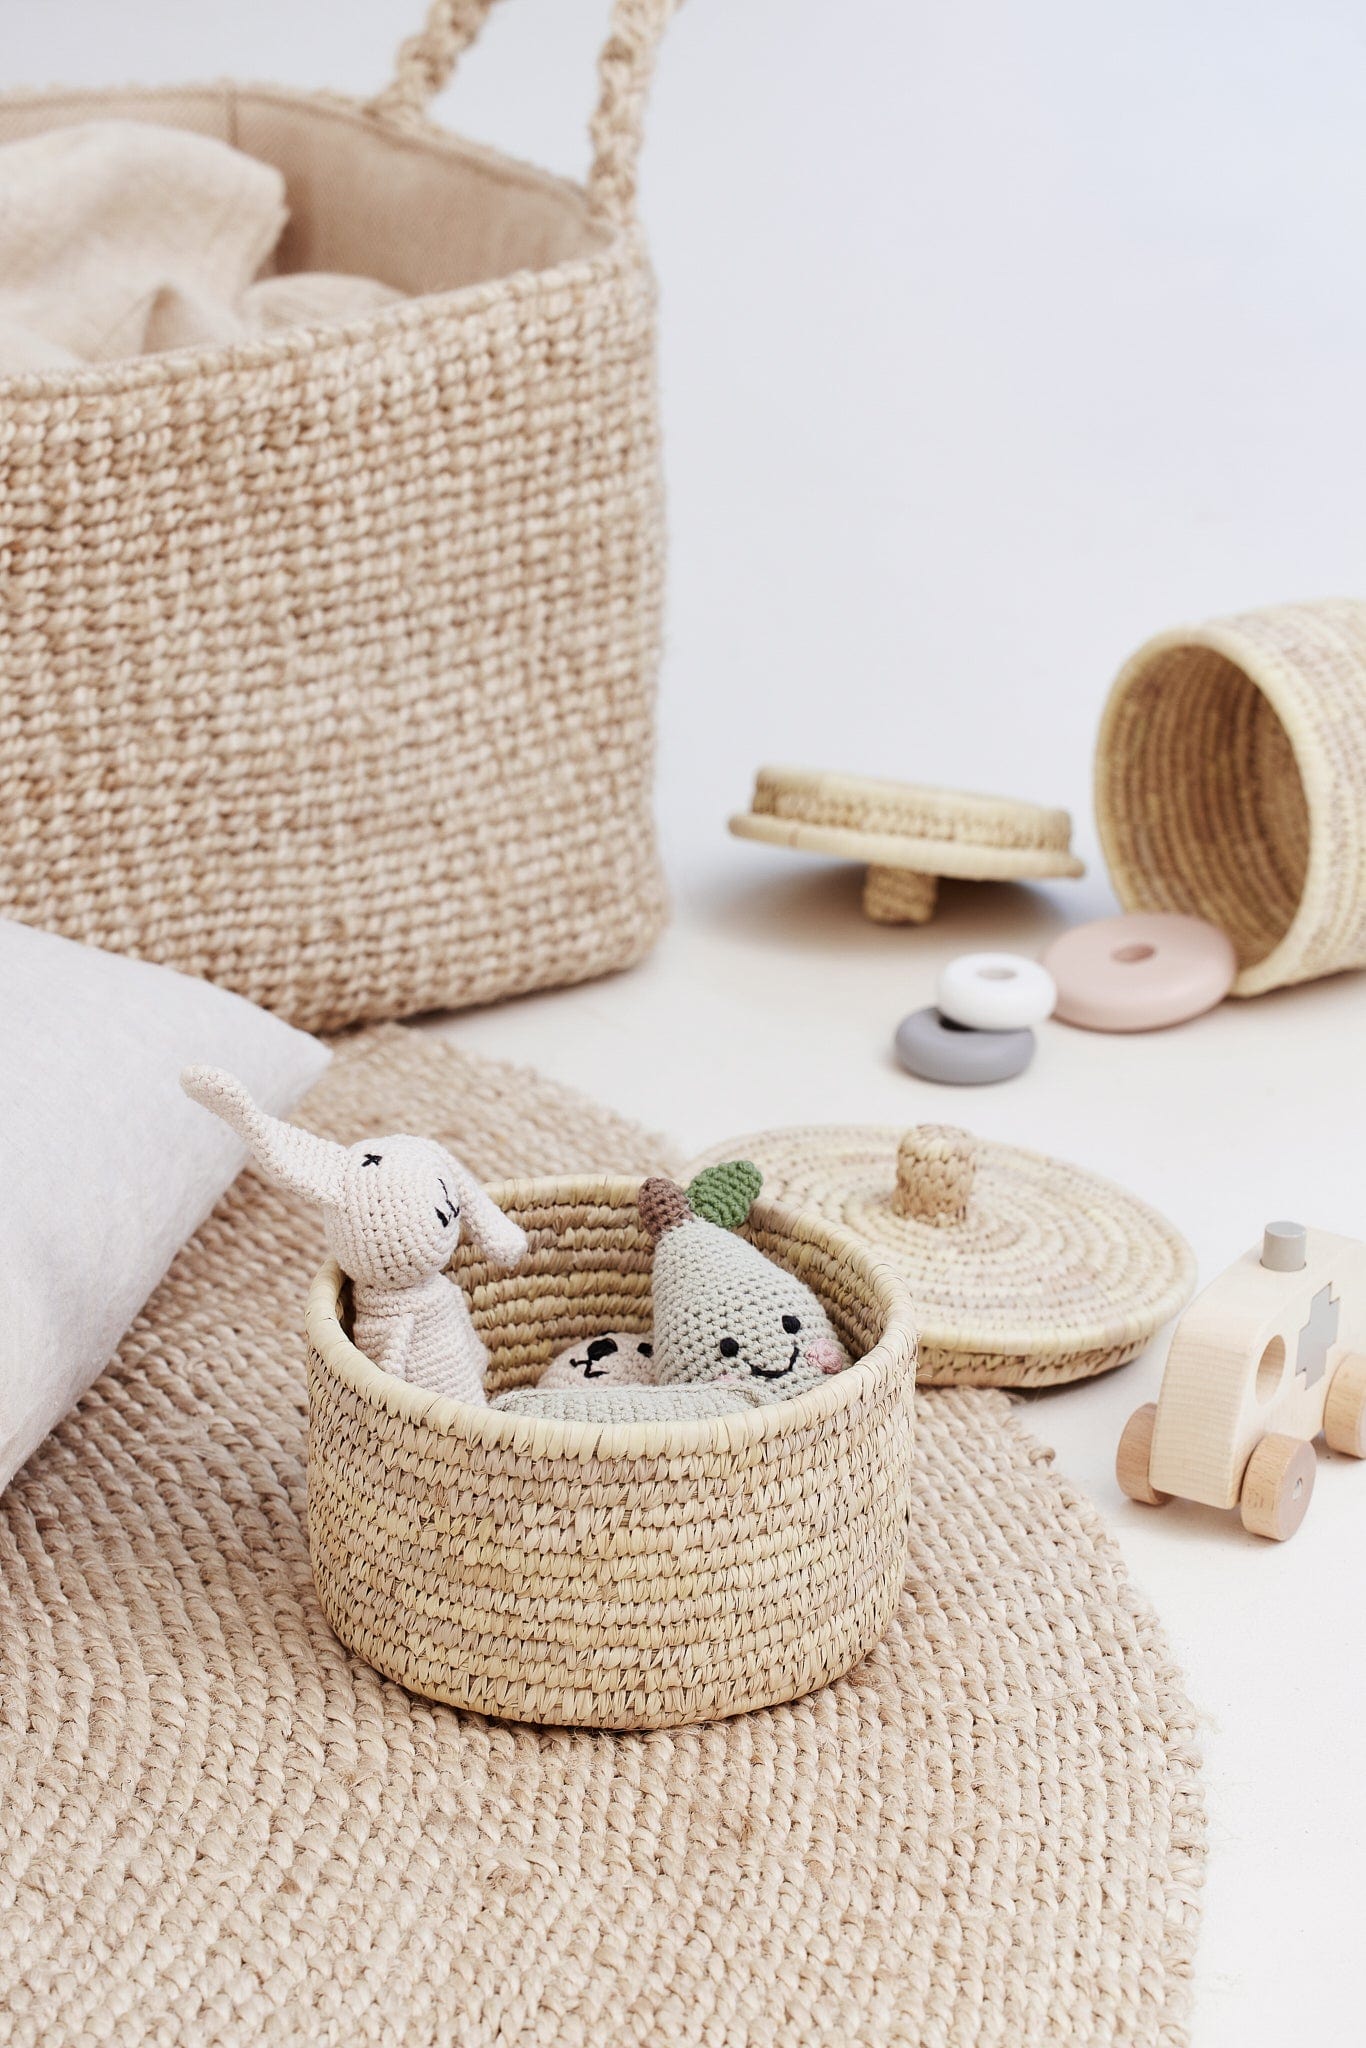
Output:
left=936, top=952, right=1056, bottom=1032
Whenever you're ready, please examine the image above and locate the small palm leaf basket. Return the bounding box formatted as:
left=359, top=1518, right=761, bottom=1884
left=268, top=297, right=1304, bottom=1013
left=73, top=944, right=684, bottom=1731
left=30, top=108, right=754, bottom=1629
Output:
left=1096, top=599, right=1366, bottom=995
left=305, top=1176, right=918, bottom=1730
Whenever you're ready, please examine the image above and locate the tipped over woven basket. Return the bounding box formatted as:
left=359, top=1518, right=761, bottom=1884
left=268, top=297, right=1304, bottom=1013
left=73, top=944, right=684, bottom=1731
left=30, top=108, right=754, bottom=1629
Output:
left=305, top=1176, right=918, bottom=1730
left=1096, top=599, right=1366, bottom=995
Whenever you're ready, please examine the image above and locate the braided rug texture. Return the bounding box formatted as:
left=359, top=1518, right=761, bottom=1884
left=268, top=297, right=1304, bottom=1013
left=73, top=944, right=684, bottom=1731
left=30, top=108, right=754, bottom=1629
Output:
left=0, top=1027, right=1204, bottom=2047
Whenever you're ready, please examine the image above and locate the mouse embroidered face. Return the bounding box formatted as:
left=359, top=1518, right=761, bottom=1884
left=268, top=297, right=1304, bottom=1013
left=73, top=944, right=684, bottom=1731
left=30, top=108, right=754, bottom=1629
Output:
left=540, top=1331, right=657, bottom=1391
left=637, top=1164, right=850, bottom=1397
left=180, top=1066, right=526, bottom=1289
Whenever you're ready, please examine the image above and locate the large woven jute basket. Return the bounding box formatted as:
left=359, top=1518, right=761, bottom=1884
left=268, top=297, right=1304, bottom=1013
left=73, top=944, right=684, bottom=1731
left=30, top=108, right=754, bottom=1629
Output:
left=0, top=0, right=678, bottom=1032
left=1096, top=598, right=1366, bottom=995
left=305, top=1175, right=918, bottom=1730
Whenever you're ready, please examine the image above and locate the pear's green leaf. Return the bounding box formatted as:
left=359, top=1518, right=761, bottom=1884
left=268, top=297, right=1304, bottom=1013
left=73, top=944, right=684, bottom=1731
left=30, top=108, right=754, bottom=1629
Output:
left=686, top=1160, right=762, bottom=1229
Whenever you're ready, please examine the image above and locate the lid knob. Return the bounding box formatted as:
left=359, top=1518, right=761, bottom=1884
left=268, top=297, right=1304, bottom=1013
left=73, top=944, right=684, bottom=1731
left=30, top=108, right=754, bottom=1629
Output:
left=891, top=1125, right=978, bottom=1226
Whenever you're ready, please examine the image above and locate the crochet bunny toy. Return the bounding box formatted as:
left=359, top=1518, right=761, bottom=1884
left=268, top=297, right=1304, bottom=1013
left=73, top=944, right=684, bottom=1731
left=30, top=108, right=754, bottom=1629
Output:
left=492, top=1162, right=849, bottom=1422
left=181, top=1066, right=526, bottom=1404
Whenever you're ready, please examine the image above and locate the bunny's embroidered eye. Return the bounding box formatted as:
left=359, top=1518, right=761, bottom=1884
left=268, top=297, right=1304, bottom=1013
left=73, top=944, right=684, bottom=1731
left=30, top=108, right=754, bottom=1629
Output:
left=434, top=1178, right=461, bottom=1230
left=782, top=1314, right=801, bottom=1334
left=719, top=1336, right=740, bottom=1359
left=362, top=1153, right=382, bottom=1167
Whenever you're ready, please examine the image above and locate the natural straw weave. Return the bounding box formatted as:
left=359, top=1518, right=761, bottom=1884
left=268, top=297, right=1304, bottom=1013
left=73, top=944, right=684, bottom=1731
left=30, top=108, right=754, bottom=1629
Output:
left=730, top=767, right=1084, bottom=924
left=0, top=1027, right=1204, bottom=2048
left=0, top=0, right=679, bottom=1032
left=307, top=1180, right=917, bottom=1729
left=1096, top=599, right=1366, bottom=996
left=690, top=1124, right=1196, bottom=1389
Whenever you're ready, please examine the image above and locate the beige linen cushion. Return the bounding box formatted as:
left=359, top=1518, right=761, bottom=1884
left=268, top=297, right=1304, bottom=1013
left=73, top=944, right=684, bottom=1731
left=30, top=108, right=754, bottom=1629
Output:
left=0, top=921, right=328, bottom=1490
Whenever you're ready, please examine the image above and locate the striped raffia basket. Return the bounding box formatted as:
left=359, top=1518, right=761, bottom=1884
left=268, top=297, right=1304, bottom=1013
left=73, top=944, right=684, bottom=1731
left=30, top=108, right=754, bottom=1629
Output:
left=0, top=0, right=679, bottom=1032
left=305, top=1177, right=919, bottom=1730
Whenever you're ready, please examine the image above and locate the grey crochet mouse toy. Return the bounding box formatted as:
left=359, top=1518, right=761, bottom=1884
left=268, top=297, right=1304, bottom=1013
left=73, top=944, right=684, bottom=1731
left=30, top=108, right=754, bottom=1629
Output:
left=492, top=1384, right=764, bottom=1424
left=539, top=1331, right=658, bottom=1390
left=181, top=1066, right=526, bottom=1405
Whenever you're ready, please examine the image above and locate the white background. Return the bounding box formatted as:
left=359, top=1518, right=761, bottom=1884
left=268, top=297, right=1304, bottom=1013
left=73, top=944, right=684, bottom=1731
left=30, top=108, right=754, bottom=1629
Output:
left=17, top=5, right=1366, bottom=2042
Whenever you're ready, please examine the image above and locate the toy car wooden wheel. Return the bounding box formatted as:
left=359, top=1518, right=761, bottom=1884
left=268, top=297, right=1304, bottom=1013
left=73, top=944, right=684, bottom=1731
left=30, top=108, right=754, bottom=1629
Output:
left=1324, top=1352, right=1366, bottom=1457
left=1238, top=1433, right=1317, bottom=1541
left=1116, top=1403, right=1171, bottom=1506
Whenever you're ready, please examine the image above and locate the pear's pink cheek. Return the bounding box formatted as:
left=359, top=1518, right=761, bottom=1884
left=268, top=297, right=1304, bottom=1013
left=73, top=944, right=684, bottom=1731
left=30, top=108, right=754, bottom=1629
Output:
left=806, top=1339, right=846, bottom=1375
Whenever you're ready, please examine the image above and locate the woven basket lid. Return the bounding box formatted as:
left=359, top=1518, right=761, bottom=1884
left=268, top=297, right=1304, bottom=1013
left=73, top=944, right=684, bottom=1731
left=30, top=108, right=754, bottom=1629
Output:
left=729, top=766, right=1085, bottom=881
left=688, top=1123, right=1195, bottom=1388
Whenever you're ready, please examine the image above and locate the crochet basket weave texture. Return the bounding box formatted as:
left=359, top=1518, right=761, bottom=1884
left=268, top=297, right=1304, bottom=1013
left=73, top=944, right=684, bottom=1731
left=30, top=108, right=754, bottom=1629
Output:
left=0, top=0, right=677, bottom=1030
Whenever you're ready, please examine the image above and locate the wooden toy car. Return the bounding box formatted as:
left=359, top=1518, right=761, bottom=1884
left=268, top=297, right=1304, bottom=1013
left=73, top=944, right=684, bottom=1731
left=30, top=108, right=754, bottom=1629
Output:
left=1117, top=1221, right=1366, bottom=1539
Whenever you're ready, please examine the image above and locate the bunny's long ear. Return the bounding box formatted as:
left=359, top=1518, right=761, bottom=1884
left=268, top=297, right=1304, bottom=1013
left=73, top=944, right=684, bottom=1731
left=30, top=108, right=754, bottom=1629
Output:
left=445, top=1159, right=527, bottom=1269
left=180, top=1065, right=346, bottom=1204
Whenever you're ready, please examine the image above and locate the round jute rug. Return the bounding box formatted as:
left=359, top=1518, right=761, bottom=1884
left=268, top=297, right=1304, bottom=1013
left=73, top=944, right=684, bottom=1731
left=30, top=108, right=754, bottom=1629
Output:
left=0, top=1027, right=1203, bottom=2048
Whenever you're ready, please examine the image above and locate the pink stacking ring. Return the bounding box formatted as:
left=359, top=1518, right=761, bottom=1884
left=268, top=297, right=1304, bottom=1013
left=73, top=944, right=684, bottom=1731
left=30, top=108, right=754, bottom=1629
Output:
left=1043, top=913, right=1237, bottom=1032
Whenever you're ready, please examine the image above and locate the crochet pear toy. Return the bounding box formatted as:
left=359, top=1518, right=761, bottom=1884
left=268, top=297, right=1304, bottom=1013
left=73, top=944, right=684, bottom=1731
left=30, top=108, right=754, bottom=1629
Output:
left=181, top=1065, right=526, bottom=1404
left=638, top=1163, right=849, bottom=1394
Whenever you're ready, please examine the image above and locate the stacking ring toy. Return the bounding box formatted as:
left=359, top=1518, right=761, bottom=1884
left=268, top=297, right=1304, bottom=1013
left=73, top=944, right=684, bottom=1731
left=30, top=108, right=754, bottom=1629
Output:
left=1043, top=913, right=1236, bottom=1032
left=937, top=952, right=1056, bottom=1032
left=894, top=1008, right=1035, bottom=1085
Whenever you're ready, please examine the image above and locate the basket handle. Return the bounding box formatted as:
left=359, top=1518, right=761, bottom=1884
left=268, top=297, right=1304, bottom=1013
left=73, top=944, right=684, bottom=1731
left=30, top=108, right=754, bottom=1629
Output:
left=367, top=0, right=681, bottom=226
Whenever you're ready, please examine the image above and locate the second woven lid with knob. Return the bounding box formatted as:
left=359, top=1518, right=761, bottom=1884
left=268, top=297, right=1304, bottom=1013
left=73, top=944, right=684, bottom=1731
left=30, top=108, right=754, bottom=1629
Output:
left=687, top=1124, right=1196, bottom=1388
left=728, top=767, right=1085, bottom=925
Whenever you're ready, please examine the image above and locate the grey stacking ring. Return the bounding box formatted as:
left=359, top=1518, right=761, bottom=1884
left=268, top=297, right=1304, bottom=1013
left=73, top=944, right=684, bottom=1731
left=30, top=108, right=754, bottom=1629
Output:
left=894, top=1007, right=1035, bottom=1085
